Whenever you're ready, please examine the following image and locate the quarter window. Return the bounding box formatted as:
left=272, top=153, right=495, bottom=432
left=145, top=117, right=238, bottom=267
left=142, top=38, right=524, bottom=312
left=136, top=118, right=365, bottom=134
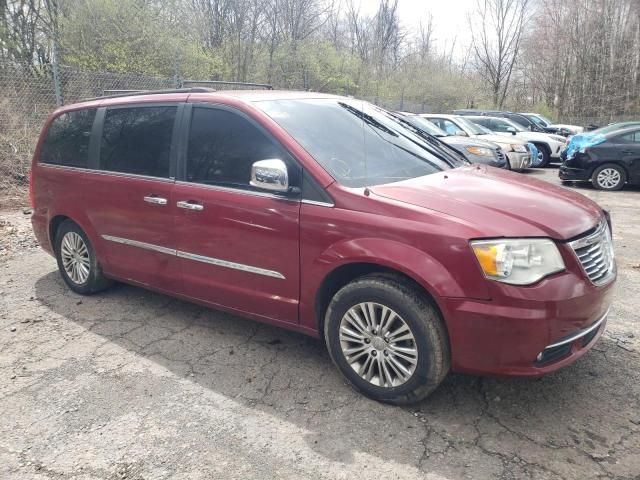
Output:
left=40, top=109, right=96, bottom=167
left=100, top=106, right=177, bottom=178
left=186, top=107, right=293, bottom=189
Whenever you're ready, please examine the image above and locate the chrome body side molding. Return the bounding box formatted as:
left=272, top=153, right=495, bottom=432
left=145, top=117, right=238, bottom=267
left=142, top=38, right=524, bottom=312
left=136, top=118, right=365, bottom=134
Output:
left=101, top=234, right=285, bottom=279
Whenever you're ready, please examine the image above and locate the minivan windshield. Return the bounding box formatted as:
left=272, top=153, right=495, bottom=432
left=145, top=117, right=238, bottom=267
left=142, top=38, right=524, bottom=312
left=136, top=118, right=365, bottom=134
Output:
left=256, top=98, right=456, bottom=188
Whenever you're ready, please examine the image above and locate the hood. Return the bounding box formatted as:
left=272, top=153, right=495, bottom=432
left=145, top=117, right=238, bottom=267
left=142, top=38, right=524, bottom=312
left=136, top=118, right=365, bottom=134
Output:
left=472, top=133, right=527, bottom=147
left=514, top=131, right=565, bottom=145
left=441, top=136, right=499, bottom=149
left=370, top=165, right=602, bottom=240
left=549, top=123, right=584, bottom=133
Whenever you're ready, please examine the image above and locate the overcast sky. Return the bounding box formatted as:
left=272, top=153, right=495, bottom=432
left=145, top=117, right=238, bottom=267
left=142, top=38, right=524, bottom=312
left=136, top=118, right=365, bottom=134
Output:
left=355, top=0, right=476, bottom=57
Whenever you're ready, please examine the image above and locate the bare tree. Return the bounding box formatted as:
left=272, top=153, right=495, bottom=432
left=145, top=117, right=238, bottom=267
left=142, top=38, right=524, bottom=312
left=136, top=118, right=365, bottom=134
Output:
left=469, top=0, right=530, bottom=107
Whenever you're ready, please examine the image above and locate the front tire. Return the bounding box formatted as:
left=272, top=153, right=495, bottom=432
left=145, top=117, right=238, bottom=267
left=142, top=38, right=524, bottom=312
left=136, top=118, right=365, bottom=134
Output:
left=324, top=274, right=450, bottom=404
left=592, top=164, right=626, bottom=191
left=54, top=220, right=112, bottom=294
left=534, top=143, right=551, bottom=167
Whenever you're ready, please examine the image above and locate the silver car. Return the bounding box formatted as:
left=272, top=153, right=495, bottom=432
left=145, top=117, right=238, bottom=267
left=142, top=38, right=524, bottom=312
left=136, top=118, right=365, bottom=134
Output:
left=398, top=113, right=508, bottom=168
left=421, top=114, right=532, bottom=170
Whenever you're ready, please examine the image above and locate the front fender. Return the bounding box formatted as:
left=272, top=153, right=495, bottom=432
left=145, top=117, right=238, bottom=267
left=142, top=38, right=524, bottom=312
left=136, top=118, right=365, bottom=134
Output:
left=317, top=237, right=469, bottom=298
left=298, top=236, right=491, bottom=333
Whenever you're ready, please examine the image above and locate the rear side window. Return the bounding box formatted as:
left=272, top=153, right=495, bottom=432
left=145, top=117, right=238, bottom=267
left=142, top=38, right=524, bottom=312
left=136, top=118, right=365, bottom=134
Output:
left=100, top=106, right=177, bottom=178
left=40, top=109, right=96, bottom=167
left=186, top=107, right=292, bottom=189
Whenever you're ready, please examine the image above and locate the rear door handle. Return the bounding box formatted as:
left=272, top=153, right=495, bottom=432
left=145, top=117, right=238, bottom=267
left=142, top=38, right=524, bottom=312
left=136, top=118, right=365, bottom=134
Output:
left=144, top=195, right=167, bottom=205
left=177, top=200, right=204, bottom=211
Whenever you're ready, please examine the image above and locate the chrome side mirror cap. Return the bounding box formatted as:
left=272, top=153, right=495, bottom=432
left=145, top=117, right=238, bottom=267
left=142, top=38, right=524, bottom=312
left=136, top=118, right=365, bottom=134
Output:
left=506, top=127, right=517, bottom=135
left=250, top=159, right=289, bottom=192
left=455, top=130, right=468, bottom=137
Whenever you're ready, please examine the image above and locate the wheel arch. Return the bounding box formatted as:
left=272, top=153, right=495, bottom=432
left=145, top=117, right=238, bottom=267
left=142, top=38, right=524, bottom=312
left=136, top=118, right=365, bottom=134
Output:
left=591, top=161, right=629, bottom=180
left=315, top=261, right=450, bottom=344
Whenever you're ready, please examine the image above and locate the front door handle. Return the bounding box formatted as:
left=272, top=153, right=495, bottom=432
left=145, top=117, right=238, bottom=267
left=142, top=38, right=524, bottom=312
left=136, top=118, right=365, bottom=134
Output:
left=144, top=195, right=167, bottom=205
left=177, top=200, right=204, bottom=211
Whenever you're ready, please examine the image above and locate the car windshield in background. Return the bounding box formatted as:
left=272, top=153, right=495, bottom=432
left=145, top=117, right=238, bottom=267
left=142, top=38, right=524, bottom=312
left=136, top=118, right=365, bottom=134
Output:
left=257, top=99, right=455, bottom=188
left=454, top=116, right=488, bottom=135
left=403, top=116, right=449, bottom=137
left=536, top=114, right=553, bottom=125
left=502, top=119, right=527, bottom=132
left=528, top=115, right=548, bottom=128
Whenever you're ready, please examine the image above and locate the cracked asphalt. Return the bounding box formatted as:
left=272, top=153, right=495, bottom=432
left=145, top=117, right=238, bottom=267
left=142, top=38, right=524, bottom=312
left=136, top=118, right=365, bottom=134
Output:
left=1, top=168, right=639, bottom=479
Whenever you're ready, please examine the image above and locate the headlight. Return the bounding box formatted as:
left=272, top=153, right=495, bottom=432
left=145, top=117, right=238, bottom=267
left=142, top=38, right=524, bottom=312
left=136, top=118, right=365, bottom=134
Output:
left=471, top=239, right=565, bottom=285
left=550, top=134, right=567, bottom=143
left=465, top=146, right=494, bottom=157
left=511, top=144, right=528, bottom=153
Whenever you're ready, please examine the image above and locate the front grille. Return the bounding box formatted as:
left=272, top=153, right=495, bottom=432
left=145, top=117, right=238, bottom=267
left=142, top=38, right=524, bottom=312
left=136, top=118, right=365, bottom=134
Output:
left=569, top=222, right=616, bottom=285
left=495, top=147, right=507, bottom=165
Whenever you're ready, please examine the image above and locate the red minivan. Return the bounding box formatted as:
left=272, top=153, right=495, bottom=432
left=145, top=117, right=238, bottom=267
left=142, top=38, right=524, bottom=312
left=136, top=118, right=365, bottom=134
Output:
left=30, top=89, right=616, bottom=404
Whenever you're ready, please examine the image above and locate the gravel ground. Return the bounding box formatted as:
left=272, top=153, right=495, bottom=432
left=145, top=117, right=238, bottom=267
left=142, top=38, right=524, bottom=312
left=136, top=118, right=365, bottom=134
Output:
left=1, top=168, right=639, bottom=480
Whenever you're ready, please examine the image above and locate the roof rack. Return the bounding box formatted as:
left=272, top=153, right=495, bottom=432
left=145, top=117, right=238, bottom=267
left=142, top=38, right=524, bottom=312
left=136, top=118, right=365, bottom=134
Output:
left=81, top=87, right=216, bottom=102
left=182, top=80, right=273, bottom=90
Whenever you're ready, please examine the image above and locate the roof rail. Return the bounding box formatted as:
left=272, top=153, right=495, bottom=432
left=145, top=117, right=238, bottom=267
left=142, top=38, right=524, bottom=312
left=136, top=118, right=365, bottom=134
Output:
left=81, top=87, right=216, bottom=102
left=182, top=80, right=273, bottom=90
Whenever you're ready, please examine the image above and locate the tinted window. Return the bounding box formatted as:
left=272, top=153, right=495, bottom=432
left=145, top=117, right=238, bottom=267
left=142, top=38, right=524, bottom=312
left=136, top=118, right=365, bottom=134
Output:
left=40, top=109, right=96, bottom=167
left=615, top=130, right=640, bottom=143
left=100, top=106, right=176, bottom=178
left=186, top=107, right=292, bottom=188
left=257, top=99, right=453, bottom=188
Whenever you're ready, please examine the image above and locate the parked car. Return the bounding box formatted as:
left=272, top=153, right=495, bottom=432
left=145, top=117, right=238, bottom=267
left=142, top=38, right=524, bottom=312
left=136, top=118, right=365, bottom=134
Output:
left=465, top=115, right=567, bottom=167
left=395, top=113, right=508, bottom=168
left=453, top=109, right=555, bottom=134
left=520, top=113, right=584, bottom=136
left=560, top=125, right=640, bottom=190
left=31, top=89, right=616, bottom=404
left=560, top=121, right=640, bottom=161
left=421, top=114, right=533, bottom=170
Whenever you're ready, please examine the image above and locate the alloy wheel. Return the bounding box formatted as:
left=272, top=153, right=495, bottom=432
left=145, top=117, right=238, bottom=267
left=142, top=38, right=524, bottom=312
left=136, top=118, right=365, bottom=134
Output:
left=596, top=168, right=621, bottom=189
left=339, top=302, right=418, bottom=388
left=60, top=231, right=90, bottom=284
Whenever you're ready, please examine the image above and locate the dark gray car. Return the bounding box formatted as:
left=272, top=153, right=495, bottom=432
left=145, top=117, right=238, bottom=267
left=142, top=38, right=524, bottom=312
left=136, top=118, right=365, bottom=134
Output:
left=398, top=113, right=508, bottom=168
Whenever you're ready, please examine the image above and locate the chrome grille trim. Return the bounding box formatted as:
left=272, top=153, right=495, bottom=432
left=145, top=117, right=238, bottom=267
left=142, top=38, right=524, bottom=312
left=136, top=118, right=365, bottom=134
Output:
left=569, top=222, right=616, bottom=286
left=544, top=308, right=609, bottom=349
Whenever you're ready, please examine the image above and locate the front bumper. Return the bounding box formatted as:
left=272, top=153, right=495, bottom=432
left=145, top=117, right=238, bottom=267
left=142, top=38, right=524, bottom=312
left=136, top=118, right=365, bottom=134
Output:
left=465, top=152, right=507, bottom=168
left=506, top=151, right=531, bottom=170
left=559, top=165, right=591, bottom=181
left=440, top=263, right=616, bottom=377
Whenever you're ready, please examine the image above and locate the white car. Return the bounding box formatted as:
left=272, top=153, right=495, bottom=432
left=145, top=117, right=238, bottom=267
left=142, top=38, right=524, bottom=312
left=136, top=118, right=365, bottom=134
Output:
left=521, top=113, right=584, bottom=137
left=421, top=114, right=532, bottom=170
left=466, top=116, right=568, bottom=167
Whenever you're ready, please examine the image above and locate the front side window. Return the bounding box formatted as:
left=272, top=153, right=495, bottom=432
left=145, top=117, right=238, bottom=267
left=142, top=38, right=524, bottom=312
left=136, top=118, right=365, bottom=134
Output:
left=100, top=106, right=177, bottom=178
left=615, top=130, right=640, bottom=143
left=40, top=109, right=96, bottom=167
left=186, top=107, right=295, bottom=189
left=257, top=99, right=453, bottom=188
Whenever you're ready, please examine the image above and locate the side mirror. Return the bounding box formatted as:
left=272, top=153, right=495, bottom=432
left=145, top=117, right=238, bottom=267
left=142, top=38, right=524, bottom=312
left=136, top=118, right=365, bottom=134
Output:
left=455, top=130, right=468, bottom=137
left=506, top=127, right=516, bottom=135
left=250, top=159, right=289, bottom=192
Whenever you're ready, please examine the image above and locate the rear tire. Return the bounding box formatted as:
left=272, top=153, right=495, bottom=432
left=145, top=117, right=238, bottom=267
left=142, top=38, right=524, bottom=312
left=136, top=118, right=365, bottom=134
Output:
left=324, top=273, right=450, bottom=404
left=592, top=164, right=626, bottom=191
left=54, top=220, right=112, bottom=294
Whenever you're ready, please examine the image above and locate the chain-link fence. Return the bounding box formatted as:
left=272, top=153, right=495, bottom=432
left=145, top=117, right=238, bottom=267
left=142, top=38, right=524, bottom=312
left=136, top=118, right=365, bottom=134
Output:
left=1, top=61, right=637, bottom=197
left=0, top=64, right=283, bottom=195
